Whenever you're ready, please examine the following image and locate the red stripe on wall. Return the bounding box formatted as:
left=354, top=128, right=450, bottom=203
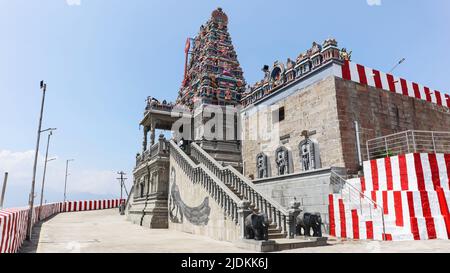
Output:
left=328, top=195, right=336, bottom=237
left=383, top=191, right=389, bottom=215
left=435, top=90, right=443, bottom=106
left=366, top=221, right=374, bottom=240
left=394, top=191, right=404, bottom=227
left=428, top=154, right=441, bottom=190
left=1, top=215, right=8, bottom=252
left=84, top=201, right=88, bottom=211
left=412, top=83, right=421, bottom=99
left=108, top=200, right=111, bottom=209
left=357, top=64, right=368, bottom=85
left=360, top=177, right=366, bottom=198
left=6, top=214, right=12, bottom=253
left=414, top=153, right=426, bottom=191
left=371, top=191, right=377, bottom=209
left=385, top=157, right=393, bottom=190
left=407, top=192, right=420, bottom=240
left=420, top=191, right=437, bottom=239
left=446, top=94, right=450, bottom=108
left=386, top=74, right=396, bottom=93
left=89, top=201, right=92, bottom=211
left=399, top=155, right=409, bottom=190
left=436, top=187, right=450, bottom=239
left=9, top=213, right=17, bottom=253
left=400, top=79, right=409, bottom=96
left=372, top=70, right=382, bottom=89
left=445, top=154, right=450, bottom=190
left=370, top=160, right=379, bottom=191
left=384, top=234, right=393, bottom=241
left=339, top=199, right=347, bottom=238
left=424, top=87, right=432, bottom=102
left=351, top=210, right=360, bottom=240
left=342, top=60, right=351, bottom=80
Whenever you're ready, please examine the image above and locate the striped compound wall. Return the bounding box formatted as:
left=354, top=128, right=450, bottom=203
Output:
left=329, top=153, right=450, bottom=241
left=0, top=199, right=124, bottom=253
left=338, top=60, right=450, bottom=109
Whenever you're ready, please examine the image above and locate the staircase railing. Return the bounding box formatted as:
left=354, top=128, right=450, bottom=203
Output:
left=169, top=140, right=242, bottom=225
left=330, top=171, right=387, bottom=239
left=190, top=142, right=293, bottom=237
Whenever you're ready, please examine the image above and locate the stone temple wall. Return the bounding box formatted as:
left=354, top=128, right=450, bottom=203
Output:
left=241, top=75, right=344, bottom=179
left=253, top=168, right=342, bottom=234
left=168, top=156, right=240, bottom=242
left=335, top=77, right=450, bottom=174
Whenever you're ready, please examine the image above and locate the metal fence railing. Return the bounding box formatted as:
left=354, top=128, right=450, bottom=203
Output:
left=366, top=130, right=450, bottom=160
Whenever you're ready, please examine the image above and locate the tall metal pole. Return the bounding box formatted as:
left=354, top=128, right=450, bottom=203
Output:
left=38, top=131, right=54, bottom=220
left=26, top=81, right=47, bottom=241
left=354, top=121, right=363, bottom=167
left=0, top=172, right=9, bottom=209
left=63, top=159, right=74, bottom=203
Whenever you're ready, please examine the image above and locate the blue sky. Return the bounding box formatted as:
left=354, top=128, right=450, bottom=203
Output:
left=0, top=0, right=449, bottom=208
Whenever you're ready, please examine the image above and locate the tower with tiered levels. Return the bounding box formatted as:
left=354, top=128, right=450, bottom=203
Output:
left=177, top=8, right=246, bottom=109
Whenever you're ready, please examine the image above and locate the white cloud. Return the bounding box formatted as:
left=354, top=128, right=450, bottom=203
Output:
left=0, top=150, right=119, bottom=199
left=66, top=0, right=81, bottom=6
left=367, top=0, right=382, bottom=6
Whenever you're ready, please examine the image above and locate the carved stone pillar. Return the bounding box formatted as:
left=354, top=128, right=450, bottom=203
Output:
left=143, top=126, right=149, bottom=152
left=238, top=201, right=252, bottom=239
left=287, top=200, right=302, bottom=239
left=150, top=121, right=156, bottom=146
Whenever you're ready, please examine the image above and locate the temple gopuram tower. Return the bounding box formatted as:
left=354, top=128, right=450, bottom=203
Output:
left=177, top=8, right=246, bottom=108
left=176, top=8, right=245, bottom=170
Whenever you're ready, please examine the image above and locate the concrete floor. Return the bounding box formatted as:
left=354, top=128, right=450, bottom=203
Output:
left=20, top=209, right=450, bottom=253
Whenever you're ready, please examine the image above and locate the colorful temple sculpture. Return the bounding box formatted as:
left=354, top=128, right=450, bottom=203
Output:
left=127, top=8, right=450, bottom=250
left=177, top=8, right=246, bottom=109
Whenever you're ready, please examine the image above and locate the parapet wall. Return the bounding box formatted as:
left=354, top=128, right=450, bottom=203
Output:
left=0, top=199, right=124, bottom=253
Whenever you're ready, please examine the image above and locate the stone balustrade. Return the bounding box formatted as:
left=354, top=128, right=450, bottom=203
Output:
left=169, top=141, right=243, bottom=225
left=190, top=142, right=300, bottom=238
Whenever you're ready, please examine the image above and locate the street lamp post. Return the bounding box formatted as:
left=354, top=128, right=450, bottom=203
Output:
left=63, top=159, right=74, bottom=203
left=26, top=81, right=48, bottom=241
left=38, top=128, right=57, bottom=221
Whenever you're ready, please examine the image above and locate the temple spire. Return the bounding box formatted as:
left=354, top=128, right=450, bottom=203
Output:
left=177, top=8, right=246, bottom=108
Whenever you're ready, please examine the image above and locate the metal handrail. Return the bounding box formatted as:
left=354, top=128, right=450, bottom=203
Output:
left=366, top=130, right=450, bottom=160
left=330, top=171, right=386, bottom=240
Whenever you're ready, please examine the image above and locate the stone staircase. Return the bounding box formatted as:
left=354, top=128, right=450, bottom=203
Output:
left=188, top=142, right=297, bottom=240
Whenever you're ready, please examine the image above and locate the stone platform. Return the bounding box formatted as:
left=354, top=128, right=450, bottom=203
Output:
left=234, top=237, right=328, bottom=252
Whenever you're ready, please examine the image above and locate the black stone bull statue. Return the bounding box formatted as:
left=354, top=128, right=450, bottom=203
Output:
left=296, top=212, right=323, bottom=237
left=245, top=213, right=269, bottom=241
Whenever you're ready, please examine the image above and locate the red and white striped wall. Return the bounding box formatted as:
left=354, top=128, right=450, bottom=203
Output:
left=0, top=198, right=125, bottom=253
left=337, top=60, right=450, bottom=108
left=329, top=153, right=450, bottom=241
left=59, top=199, right=124, bottom=213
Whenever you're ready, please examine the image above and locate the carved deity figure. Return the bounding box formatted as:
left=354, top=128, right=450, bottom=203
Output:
left=299, top=132, right=321, bottom=172
left=340, top=48, right=352, bottom=61
left=256, top=153, right=268, bottom=179
left=301, top=142, right=311, bottom=171
left=275, top=147, right=289, bottom=176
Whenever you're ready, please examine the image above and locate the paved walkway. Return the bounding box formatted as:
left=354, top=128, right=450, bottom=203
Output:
left=20, top=209, right=450, bottom=253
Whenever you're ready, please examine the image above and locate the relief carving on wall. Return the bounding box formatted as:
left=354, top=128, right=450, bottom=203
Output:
left=275, top=146, right=290, bottom=176
left=169, top=167, right=211, bottom=226
left=256, top=153, right=268, bottom=179
left=299, top=130, right=321, bottom=171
